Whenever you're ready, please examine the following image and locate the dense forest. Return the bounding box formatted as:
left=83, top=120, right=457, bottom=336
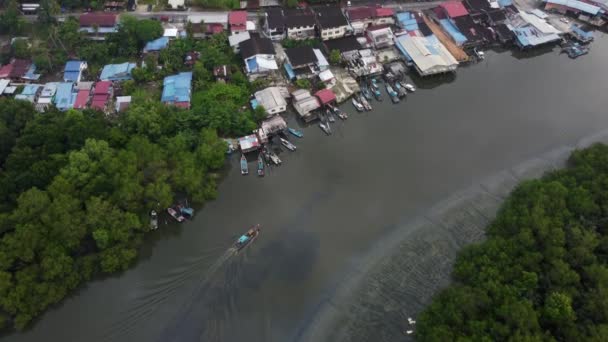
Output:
left=416, top=143, right=608, bottom=341
left=0, top=7, right=271, bottom=330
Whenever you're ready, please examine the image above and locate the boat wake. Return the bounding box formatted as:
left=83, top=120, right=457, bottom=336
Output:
left=102, top=247, right=237, bottom=342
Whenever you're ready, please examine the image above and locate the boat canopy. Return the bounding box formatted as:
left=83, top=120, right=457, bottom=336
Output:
left=238, top=235, right=249, bottom=243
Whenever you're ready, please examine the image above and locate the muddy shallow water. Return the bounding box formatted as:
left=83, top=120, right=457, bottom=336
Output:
left=7, top=35, right=608, bottom=342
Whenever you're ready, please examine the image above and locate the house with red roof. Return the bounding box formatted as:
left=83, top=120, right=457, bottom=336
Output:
left=73, top=89, right=90, bottom=109
left=0, top=59, right=34, bottom=81
left=314, top=88, right=336, bottom=106
left=79, top=13, right=118, bottom=40
left=438, top=1, right=470, bottom=19
left=345, top=6, right=395, bottom=34
left=229, top=11, right=248, bottom=34
left=90, top=81, right=112, bottom=112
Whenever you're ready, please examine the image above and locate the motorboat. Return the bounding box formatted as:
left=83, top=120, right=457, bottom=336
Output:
left=150, top=210, right=158, bottom=230
left=319, top=122, right=331, bottom=135
left=358, top=94, right=372, bottom=111
left=288, top=127, right=303, bottom=138
left=240, top=154, right=248, bottom=175
left=167, top=207, right=185, bottom=222
left=361, top=84, right=373, bottom=100
left=257, top=153, right=265, bottom=177
left=280, top=137, right=297, bottom=151
left=270, top=153, right=282, bottom=165
left=385, top=83, right=400, bottom=103
left=401, top=81, right=415, bottom=92
left=326, top=109, right=336, bottom=123
left=234, top=224, right=261, bottom=251
left=331, top=105, right=348, bottom=120
left=393, top=81, right=407, bottom=97
left=352, top=97, right=364, bottom=112
left=179, top=204, right=194, bottom=218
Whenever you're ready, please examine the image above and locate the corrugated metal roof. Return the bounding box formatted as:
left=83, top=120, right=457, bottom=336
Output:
left=161, top=72, right=192, bottom=105
left=440, top=1, right=470, bottom=18
left=73, top=89, right=90, bottom=109
left=100, top=62, right=135, bottom=81
left=144, top=37, right=169, bottom=52
left=54, top=82, right=75, bottom=110
left=395, top=35, right=458, bottom=76
left=544, top=0, right=600, bottom=15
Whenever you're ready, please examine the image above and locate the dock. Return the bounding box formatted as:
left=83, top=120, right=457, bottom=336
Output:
left=422, top=14, right=470, bottom=63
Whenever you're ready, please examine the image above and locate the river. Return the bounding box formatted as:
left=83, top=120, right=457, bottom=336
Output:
left=7, top=35, right=608, bottom=342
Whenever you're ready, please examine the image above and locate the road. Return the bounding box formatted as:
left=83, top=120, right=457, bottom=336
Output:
left=23, top=1, right=446, bottom=23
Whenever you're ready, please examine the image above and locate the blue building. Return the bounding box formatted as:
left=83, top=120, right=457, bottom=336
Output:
left=54, top=82, right=76, bottom=111
left=161, top=72, right=192, bottom=108
left=570, top=24, right=594, bottom=43
left=99, top=62, right=136, bottom=81
left=64, top=60, right=87, bottom=83
left=143, top=37, right=169, bottom=53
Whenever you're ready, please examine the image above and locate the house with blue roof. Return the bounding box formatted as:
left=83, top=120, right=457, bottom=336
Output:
left=64, top=60, right=87, bottom=83
left=99, top=62, right=136, bottom=81
left=54, top=82, right=76, bottom=111
left=144, top=37, right=170, bottom=53
left=161, top=72, right=192, bottom=108
left=15, top=84, right=41, bottom=102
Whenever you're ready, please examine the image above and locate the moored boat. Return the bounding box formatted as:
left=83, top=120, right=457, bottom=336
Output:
left=359, top=93, right=372, bottom=111
left=385, top=83, right=400, bottom=103
left=326, top=109, right=336, bottom=123
left=393, top=81, right=407, bottom=97
left=268, top=149, right=282, bottom=165
left=234, top=224, right=261, bottom=251
left=280, top=137, right=297, bottom=151
left=361, top=83, right=373, bottom=100
left=352, top=97, right=364, bottom=112
left=370, top=79, right=382, bottom=101
left=150, top=210, right=158, bottom=230
left=319, top=122, right=331, bottom=135
left=331, top=105, right=348, bottom=120
left=257, top=153, right=265, bottom=177
left=179, top=204, right=194, bottom=218
left=402, top=81, right=416, bottom=92
left=240, top=154, right=248, bottom=175
left=288, top=127, right=303, bottom=138
left=167, top=207, right=185, bottom=222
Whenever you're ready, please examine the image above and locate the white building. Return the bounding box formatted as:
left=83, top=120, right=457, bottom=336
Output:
left=314, top=6, right=350, bottom=41
left=395, top=35, right=458, bottom=76
left=254, top=87, right=287, bottom=116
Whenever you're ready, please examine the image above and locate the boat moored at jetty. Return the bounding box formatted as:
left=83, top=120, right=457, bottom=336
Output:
left=358, top=94, right=372, bottom=111
left=386, top=83, right=400, bottom=103
left=280, top=137, right=297, bottom=151
left=320, top=122, right=331, bottom=135
left=257, top=153, right=265, bottom=177
left=240, top=154, right=248, bottom=175
left=352, top=97, right=364, bottom=112
left=288, top=127, right=303, bottom=138
left=234, top=224, right=261, bottom=251
left=331, top=105, right=348, bottom=120
left=326, top=109, right=336, bottom=123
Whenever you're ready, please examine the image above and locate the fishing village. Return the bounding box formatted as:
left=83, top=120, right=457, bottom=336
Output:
left=0, top=0, right=604, bottom=228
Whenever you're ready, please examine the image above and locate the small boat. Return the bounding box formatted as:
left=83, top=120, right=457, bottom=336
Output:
left=401, top=81, right=415, bottom=92
left=234, top=224, right=261, bottom=251
left=270, top=153, right=282, bottom=165
left=352, top=97, right=364, bottom=112
left=288, top=127, right=303, bottom=138
left=150, top=210, right=158, bottom=230
left=361, top=83, right=373, bottom=100
left=240, top=154, right=248, bottom=175
left=257, top=153, right=265, bottom=177
left=369, top=79, right=382, bottom=101
left=385, top=83, right=400, bottom=103
left=319, top=122, right=331, bottom=135
left=280, top=137, right=296, bottom=151
left=359, top=94, right=372, bottom=111
left=331, top=105, right=348, bottom=120
left=179, top=205, right=194, bottom=218
left=393, top=81, right=407, bottom=97
left=167, top=207, right=185, bottom=222
left=326, top=109, right=336, bottom=123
